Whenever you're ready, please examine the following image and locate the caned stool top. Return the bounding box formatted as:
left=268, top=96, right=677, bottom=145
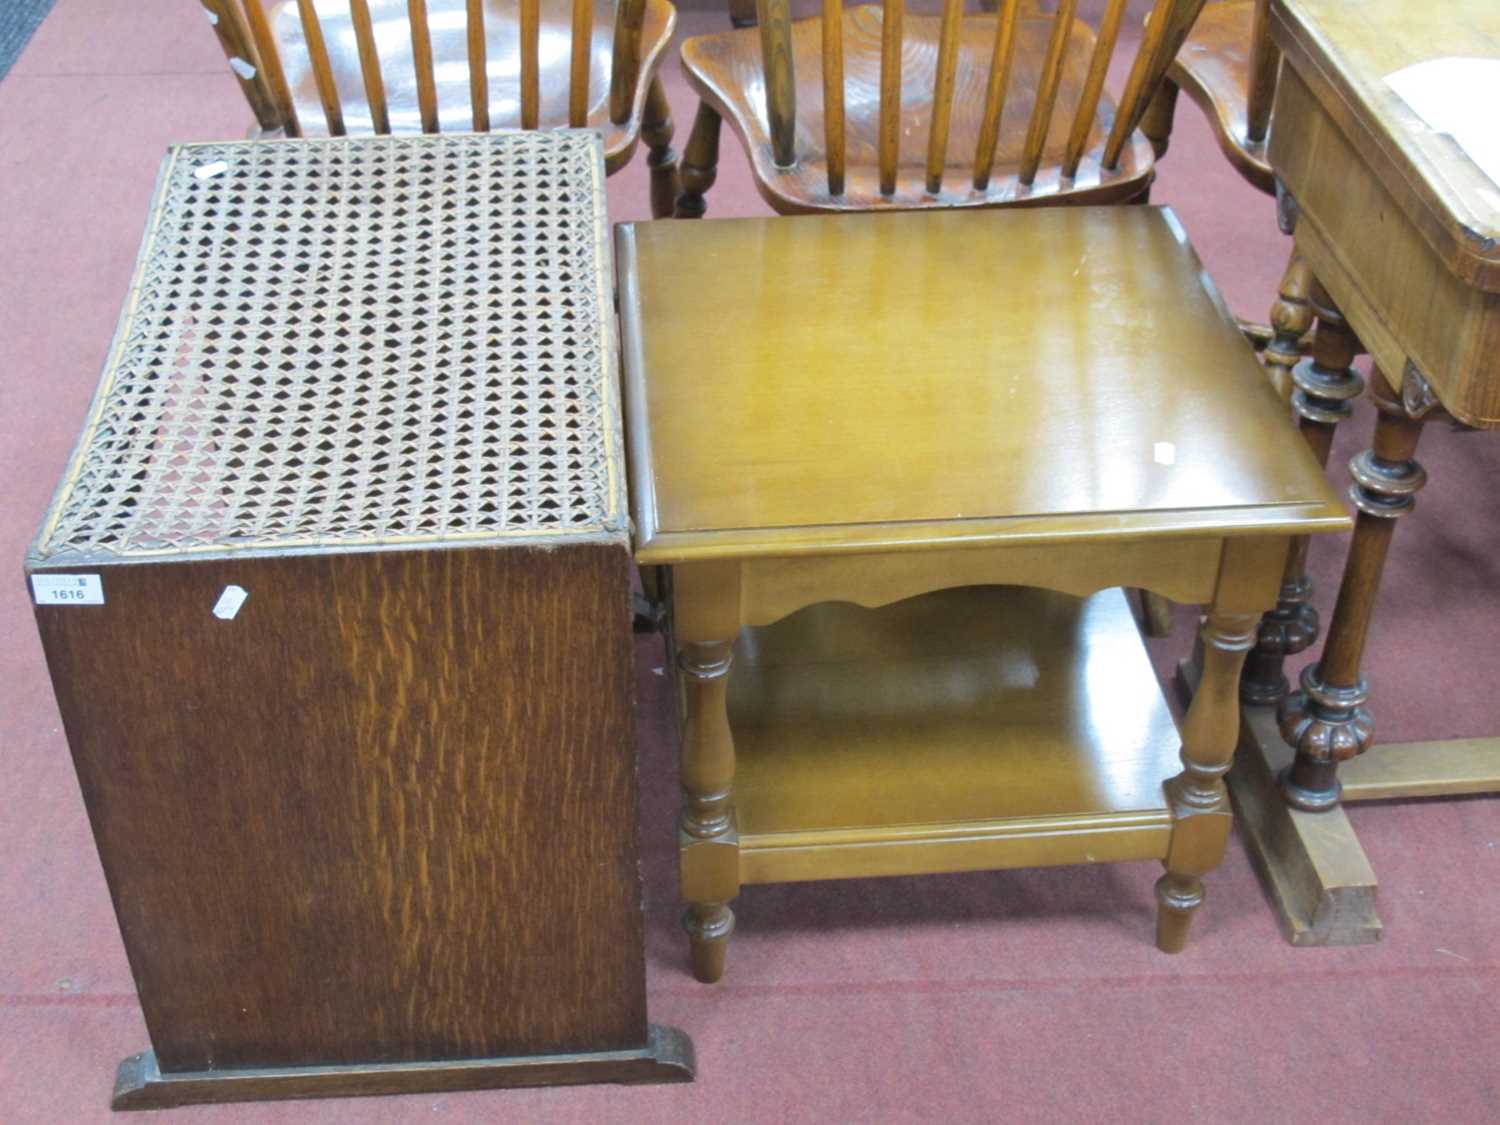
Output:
left=31, top=132, right=625, bottom=568
left=617, top=207, right=1348, bottom=564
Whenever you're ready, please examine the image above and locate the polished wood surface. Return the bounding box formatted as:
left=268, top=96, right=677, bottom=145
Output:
left=1273, top=0, right=1500, bottom=293
left=1162, top=0, right=1275, bottom=192
left=733, top=537, right=1224, bottom=625
left=619, top=205, right=1349, bottom=979
left=618, top=207, right=1347, bottom=562
left=1339, top=739, right=1500, bottom=803
left=33, top=547, right=653, bottom=1070
left=224, top=0, right=677, bottom=185
left=672, top=0, right=1197, bottom=214
left=730, top=586, right=1182, bottom=883
left=1270, top=65, right=1500, bottom=427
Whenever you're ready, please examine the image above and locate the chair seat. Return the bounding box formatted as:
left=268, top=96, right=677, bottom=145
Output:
left=616, top=207, right=1345, bottom=558
left=680, top=6, right=1156, bottom=213
left=267, top=0, right=675, bottom=171
left=1169, top=0, right=1274, bottom=193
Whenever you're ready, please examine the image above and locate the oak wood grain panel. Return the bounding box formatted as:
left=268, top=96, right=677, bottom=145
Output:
left=34, top=543, right=645, bottom=1073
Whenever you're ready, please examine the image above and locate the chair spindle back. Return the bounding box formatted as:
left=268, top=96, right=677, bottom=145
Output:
left=350, top=0, right=392, bottom=131
left=758, top=0, right=1208, bottom=198
left=202, top=0, right=282, bottom=131
left=221, top=0, right=651, bottom=137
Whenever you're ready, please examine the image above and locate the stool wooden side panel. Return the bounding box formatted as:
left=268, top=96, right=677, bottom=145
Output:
left=33, top=544, right=642, bottom=1073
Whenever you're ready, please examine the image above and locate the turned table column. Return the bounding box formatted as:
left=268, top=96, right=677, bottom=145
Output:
left=1240, top=282, right=1364, bottom=707
left=1277, top=366, right=1432, bottom=810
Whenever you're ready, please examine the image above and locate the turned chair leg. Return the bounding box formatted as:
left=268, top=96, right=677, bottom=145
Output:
left=674, top=103, right=723, bottom=220
left=642, top=77, right=679, bottom=221
left=1139, top=79, right=1180, bottom=161
left=1140, top=590, right=1174, bottom=637
left=677, top=638, right=740, bottom=982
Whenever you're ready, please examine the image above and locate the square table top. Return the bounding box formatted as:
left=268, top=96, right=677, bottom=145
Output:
left=618, top=208, right=1349, bottom=564
left=31, top=131, right=626, bottom=568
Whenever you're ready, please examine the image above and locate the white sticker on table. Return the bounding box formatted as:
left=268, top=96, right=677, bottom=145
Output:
left=32, top=574, right=104, bottom=606
left=213, top=585, right=249, bottom=620
left=1386, top=57, right=1500, bottom=193
left=1153, top=441, right=1176, bottom=466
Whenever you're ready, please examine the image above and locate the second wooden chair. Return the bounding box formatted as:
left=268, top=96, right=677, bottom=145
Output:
left=201, top=0, right=681, bottom=217
left=673, top=0, right=1209, bottom=217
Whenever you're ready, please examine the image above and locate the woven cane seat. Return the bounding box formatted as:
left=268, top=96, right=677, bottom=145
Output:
left=32, top=132, right=624, bottom=565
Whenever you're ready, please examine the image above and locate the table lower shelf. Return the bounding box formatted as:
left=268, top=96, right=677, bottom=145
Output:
left=726, top=585, right=1184, bottom=885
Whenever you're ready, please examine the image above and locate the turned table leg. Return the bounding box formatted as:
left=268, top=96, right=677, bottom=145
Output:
left=1159, top=537, right=1283, bottom=952
left=678, top=638, right=739, bottom=982
left=669, top=563, right=744, bottom=982
left=1240, top=286, right=1363, bottom=707
left=1278, top=366, right=1431, bottom=811
left=1159, top=608, right=1259, bottom=951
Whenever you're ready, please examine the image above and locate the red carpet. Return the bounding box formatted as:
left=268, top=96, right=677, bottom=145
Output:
left=2, top=2, right=1497, bottom=1122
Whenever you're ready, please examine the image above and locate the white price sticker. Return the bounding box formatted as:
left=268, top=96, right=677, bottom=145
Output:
left=212, top=585, right=249, bottom=620
left=32, top=574, right=104, bottom=606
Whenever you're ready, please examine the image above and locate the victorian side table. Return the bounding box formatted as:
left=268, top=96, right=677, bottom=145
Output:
left=616, top=208, right=1350, bottom=983
left=25, top=132, right=692, bottom=1108
left=1224, top=0, right=1500, bottom=946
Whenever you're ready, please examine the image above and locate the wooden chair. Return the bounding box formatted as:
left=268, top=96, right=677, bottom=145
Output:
left=1137, top=0, right=1314, bottom=397
left=199, top=0, right=681, bottom=218
left=672, top=0, right=1209, bottom=218
left=1141, top=0, right=1274, bottom=191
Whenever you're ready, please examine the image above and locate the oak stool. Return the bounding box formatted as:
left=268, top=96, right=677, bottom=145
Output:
left=26, top=132, right=692, bottom=1108
left=616, top=208, right=1352, bottom=983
